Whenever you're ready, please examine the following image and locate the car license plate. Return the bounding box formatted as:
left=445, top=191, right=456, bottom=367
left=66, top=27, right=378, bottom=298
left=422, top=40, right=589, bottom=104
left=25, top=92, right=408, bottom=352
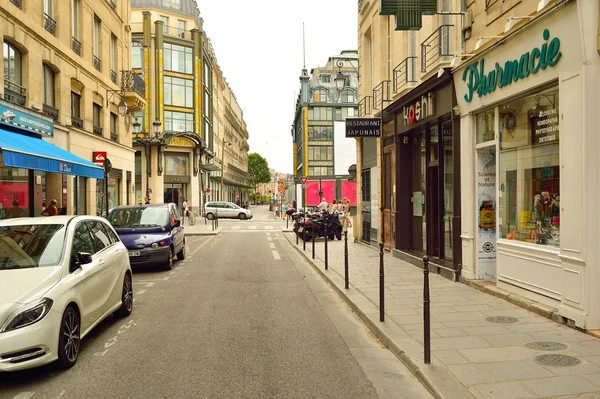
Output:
left=128, top=251, right=141, bottom=257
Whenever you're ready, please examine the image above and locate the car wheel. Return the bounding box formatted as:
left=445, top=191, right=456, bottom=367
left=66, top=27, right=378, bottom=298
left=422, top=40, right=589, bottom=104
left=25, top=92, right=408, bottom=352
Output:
left=177, top=239, right=186, bottom=260
left=56, top=306, right=80, bottom=369
left=206, top=213, right=215, bottom=220
left=114, top=272, right=133, bottom=318
left=164, top=248, right=173, bottom=271
left=238, top=213, right=247, bottom=220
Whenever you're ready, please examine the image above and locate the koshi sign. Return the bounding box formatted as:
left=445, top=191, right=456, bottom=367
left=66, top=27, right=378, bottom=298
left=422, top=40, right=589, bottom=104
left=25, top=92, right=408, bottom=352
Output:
left=462, top=29, right=561, bottom=103
left=345, top=118, right=382, bottom=138
left=402, top=93, right=435, bottom=126
left=93, top=152, right=107, bottom=164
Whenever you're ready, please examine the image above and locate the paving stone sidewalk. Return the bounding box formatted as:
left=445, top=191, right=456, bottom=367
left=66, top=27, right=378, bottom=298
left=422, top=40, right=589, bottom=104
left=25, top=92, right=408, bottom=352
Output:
left=284, top=232, right=600, bottom=399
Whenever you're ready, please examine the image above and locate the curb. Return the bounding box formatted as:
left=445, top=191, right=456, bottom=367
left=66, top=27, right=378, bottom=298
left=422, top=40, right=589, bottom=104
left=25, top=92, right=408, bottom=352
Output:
left=185, top=227, right=222, bottom=236
left=283, top=233, right=474, bottom=399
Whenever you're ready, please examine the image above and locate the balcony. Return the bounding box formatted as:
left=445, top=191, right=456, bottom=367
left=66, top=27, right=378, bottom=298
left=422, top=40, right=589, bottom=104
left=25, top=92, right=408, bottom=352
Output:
left=120, top=70, right=146, bottom=113
left=93, top=56, right=101, bottom=72
left=110, top=132, right=119, bottom=142
left=373, top=80, right=391, bottom=112
left=111, top=70, right=117, bottom=84
left=9, top=0, right=21, bottom=9
left=393, top=57, right=417, bottom=93
left=163, top=25, right=191, bottom=40
left=358, top=96, right=373, bottom=118
left=421, top=25, right=453, bottom=74
left=44, top=13, right=56, bottom=36
left=43, top=104, right=59, bottom=121
left=3, top=80, right=26, bottom=106
left=71, top=116, right=84, bottom=129
left=93, top=126, right=103, bottom=137
left=72, top=37, right=82, bottom=56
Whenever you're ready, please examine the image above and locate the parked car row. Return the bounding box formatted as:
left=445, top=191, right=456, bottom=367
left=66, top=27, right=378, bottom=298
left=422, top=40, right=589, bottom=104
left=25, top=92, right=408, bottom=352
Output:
left=0, top=203, right=186, bottom=372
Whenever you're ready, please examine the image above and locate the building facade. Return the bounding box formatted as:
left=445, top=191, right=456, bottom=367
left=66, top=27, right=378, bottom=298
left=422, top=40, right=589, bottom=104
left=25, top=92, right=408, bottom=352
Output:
left=1, top=0, right=144, bottom=218
left=357, top=0, right=463, bottom=278
left=453, top=0, right=600, bottom=329
left=291, top=50, right=359, bottom=209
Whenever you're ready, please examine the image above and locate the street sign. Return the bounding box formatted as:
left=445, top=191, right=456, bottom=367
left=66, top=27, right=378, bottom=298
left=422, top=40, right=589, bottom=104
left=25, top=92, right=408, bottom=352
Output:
left=93, top=151, right=107, bottom=164
left=278, top=189, right=284, bottom=195
left=206, top=187, right=211, bottom=193
left=300, top=176, right=308, bottom=184
left=301, top=184, right=307, bottom=189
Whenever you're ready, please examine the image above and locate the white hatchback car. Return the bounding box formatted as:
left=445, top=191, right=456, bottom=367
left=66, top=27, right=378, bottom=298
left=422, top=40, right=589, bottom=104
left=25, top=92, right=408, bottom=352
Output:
left=0, top=216, right=133, bottom=372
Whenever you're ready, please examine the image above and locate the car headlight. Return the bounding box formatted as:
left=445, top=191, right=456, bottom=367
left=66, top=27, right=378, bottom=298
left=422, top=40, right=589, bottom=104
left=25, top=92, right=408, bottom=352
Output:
left=0, top=298, right=54, bottom=333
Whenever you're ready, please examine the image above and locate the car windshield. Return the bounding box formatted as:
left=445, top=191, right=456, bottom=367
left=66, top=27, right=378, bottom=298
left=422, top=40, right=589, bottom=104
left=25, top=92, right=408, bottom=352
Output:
left=110, top=207, right=168, bottom=228
left=0, top=224, right=66, bottom=270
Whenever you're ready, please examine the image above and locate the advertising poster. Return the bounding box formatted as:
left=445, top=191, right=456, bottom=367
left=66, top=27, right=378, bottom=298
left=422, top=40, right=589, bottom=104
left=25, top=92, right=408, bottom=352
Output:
left=477, top=148, right=497, bottom=279
left=305, top=181, right=335, bottom=206
left=341, top=181, right=357, bottom=205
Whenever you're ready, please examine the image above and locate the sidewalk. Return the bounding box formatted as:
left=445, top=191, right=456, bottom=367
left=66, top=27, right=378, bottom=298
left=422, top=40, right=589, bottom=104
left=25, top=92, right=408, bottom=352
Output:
left=284, top=232, right=600, bottom=399
left=182, top=218, right=222, bottom=236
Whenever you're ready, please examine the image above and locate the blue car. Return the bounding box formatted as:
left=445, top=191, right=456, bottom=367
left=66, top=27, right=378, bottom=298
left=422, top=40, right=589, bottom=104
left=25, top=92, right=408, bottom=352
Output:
left=108, top=203, right=185, bottom=270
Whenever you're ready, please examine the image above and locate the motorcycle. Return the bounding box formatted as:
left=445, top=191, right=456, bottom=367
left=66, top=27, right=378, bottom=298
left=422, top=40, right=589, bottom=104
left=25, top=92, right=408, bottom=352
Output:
left=294, top=210, right=342, bottom=241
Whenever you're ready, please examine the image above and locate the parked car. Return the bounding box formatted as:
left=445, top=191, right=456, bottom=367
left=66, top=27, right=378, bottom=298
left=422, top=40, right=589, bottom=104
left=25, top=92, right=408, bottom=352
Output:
left=202, top=201, right=253, bottom=220
left=108, top=203, right=185, bottom=270
left=0, top=216, right=133, bottom=372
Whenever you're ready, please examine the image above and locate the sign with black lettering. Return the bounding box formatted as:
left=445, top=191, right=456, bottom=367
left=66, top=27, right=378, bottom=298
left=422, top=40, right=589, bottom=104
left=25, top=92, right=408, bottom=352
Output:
left=345, top=118, right=382, bottom=138
left=532, top=108, right=559, bottom=145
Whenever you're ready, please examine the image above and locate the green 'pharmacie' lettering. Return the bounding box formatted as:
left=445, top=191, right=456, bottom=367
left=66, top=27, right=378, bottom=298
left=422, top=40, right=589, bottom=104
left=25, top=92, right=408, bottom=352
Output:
left=462, top=29, right=561, bottom=103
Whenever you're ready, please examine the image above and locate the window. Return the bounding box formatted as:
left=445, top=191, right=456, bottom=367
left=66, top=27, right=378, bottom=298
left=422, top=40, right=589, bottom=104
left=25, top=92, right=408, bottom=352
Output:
left=72, top=222, right=96, bottom=255
left=308, top=125, right=333, bottom=141
left=340, top=88, right=355, bottom=103
left=166, top=154, right=188, bottom=175
left=164, top=111, right=193, bottom=132
left=110, top=112, right=117, bottom=141
left=203, top=90, right=210, bottom=117
left=408, top=31, right=417, bottom=81
left=105, top=224, right=120, bottom=244
left=93, top=103, right=102, bottom=128
left=160, top=16, right=169, bottom=35
left=497, top=86, right=560, bottom=247
left=476, top=109, right=495, bottom=144
left=164, top=0, right=181, bottom=9
left=44, top=0, right=53, bottom=17
left=87, top=220, right=111, bottom=252
left=71, top=0, right=79, bottom=38
left=110, top=34, right=117, bottom=73
left=131, top=42, right=143, bottom=69
left=308, top=107, right=333, bottom=121
left=203, top=58, right=211, bottom=85
left=93, top=16, right=101, bottom=58
left=164, top=76, right=193, bottom=108
left=71, top=92, right=81, bottom=117
left=177, top=20, right=186, bottom=39
left=313, top=89, right=328, bottom=103
left=308, top=146, right=333, bottom=161
left=321, top=75, right=330, bottom=83
left=164, top=43, right=193, bottom=74
left=43, top=64, right=55, bottom=107
left=3, top=42, right=22, bottom=87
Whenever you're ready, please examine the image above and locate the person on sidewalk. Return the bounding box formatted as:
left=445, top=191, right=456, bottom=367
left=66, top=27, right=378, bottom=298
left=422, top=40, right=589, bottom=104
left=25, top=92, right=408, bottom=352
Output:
left=42, top=199, right=58, bottom=216
left=343, top=198, right=352, bottom=228
left=328, top=199, right=339, bottom=214
left=319, top=197, right=328, bottom=212
left=182, top=199, right=189, bottom=225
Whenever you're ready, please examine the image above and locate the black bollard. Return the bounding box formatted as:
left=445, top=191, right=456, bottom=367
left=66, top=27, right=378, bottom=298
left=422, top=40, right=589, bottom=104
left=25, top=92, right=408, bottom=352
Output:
left=296, top=225, right=299, bottom=245
left=312, top=232, right=315, bottom=259
left=286, top=216, right=289, bottom=229
left=303, top=222, right=306, bottom=251
left=344, top=231, right=349, bottom=289
left=379, top=242, right=385, bottom=322
left=423, top=255, right=431, bottom=364
left=324, top=233, right=328, bottom=270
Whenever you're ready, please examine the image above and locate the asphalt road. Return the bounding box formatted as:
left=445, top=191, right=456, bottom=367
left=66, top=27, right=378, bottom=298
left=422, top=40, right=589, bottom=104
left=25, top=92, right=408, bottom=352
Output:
left=0, top=214, right=432, bottom=399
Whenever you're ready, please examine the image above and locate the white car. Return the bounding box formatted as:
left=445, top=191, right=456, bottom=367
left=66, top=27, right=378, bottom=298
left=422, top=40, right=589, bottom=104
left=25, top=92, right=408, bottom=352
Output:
left=202, top=201, right=253, bottom=220
left=0, top=216, right=133, bottom=371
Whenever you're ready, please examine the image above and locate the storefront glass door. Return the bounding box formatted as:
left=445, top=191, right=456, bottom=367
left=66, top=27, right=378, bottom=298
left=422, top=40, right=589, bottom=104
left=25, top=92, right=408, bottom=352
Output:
left=410, top=134, right=426, bottom=253
left=164, top=183, right=186, bottom=209
left=442, top=121, right=454, bottom=261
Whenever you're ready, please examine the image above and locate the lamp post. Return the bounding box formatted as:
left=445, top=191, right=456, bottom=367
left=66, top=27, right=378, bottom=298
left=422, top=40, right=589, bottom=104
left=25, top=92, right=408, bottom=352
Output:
left=220, top=137, right=231, bottom=201
left=132, top=118, right=161, bottom=204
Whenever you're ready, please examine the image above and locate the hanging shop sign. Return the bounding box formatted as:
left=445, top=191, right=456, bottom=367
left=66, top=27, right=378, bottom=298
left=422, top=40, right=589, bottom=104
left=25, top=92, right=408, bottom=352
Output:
left=462, top=29, right=561, bottom=103
left=0, top=104, right=54, bottom=137
left=93, top=152, right=107, bottom=164
left=345, top=118, right=382, bottom=138
left=402, top=93, right=435, bottom=127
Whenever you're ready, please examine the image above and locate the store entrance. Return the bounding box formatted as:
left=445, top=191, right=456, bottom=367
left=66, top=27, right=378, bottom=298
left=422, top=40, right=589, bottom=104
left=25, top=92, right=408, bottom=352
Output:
left=164, top=183, right=186, bottom=209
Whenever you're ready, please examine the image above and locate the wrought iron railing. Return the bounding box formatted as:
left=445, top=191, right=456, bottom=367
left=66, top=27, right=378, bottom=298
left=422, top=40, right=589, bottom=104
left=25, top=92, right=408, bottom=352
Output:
left=72, top=37, right=82, bottom=56
left=109, top=0, right=116, bottom=10
left=358, top=0, right=365, bottom=12
left=420, top=25, right=453, bottom=73
left=110, top=133, right=119, bottom=142
left=393, top=56, right=417, bottom=93
left=9, top=0, right=21, bottom=9
left=71, top=116, right=84, bottom=129
left=163, top=25, right=191, bottom=40
left=121, top=70, right=146, bottom=98
left=93, top=55, right=101, bottom=71
left=111, top=70, right=117, bottom=84
left=44, top=13, right=56, bottom=36
left=485, top=0, right=500, bottom=10
left=3, top=80, right=26, bottom=106
left=358, top=96, right=373, bottom=118
left=373, top=80, right=391, bottom=112
left=93, top=126, right=103, bottom=136
left=43, top=104, right=59, bottom=121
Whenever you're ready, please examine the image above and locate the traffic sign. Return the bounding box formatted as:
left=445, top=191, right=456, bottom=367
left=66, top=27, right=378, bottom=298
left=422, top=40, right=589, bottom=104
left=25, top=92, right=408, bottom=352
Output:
left=300, top=176, right=308, bottom=184
left=278, top=189, right=284, bottom=195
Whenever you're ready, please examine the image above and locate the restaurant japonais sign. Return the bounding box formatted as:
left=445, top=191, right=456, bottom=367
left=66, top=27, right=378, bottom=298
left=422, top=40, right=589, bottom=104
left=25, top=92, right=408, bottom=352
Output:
left=345, top=118, right=382, bottom=138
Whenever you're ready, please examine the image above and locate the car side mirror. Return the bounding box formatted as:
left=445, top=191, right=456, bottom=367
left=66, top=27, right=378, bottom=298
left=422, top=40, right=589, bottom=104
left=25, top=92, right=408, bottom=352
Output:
left=70, top=252, right=92, bottom=273
left=174, top=220, right=181, bottom=228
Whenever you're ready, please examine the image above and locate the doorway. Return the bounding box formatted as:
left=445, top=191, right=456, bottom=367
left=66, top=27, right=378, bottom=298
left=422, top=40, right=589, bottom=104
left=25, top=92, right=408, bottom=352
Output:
left=164, top=183, right=186, bottom=209
left=383, top=147, right=395, bottom=249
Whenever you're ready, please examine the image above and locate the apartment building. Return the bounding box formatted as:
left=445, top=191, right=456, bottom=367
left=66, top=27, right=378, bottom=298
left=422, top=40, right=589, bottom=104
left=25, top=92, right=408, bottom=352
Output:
left=452, top=0, right=600, bottom=329
left=0, top=0, right=144, bottom=217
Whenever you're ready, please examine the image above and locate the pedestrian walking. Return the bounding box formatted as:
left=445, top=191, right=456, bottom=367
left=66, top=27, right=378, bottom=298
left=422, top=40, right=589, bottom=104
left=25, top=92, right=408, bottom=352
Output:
left=182, top=199, right=189, bottom=225
left=328, top=199, right=338, bottom=214
left=281, top=202, right=287, bottom=219
left=319, top=197, right=328, bottom=212
left=343, top=198, right=352, bottom=228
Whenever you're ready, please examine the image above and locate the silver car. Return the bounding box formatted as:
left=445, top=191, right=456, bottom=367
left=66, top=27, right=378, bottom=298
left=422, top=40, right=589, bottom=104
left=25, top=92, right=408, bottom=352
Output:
left=202, top=202, right=253, bottom=220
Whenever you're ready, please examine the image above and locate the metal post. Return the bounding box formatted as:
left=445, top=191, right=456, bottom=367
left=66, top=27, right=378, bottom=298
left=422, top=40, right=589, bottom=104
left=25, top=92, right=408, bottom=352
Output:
left=287, top=215, right=289, bottom=229
left=312, top=231, right=315, bottom=259
left=423, top=255, right=431, bottom=364
left=303, top=220, right=306, bottom=251
left=344, top=231, right=349, bottom=289
left=379, top=242, right=385, bottom=322
left=324, top=232, right=328, bottom=270
left=296, top=225, right=299, bottom=245
left=105, top=173, right=109, bottom=219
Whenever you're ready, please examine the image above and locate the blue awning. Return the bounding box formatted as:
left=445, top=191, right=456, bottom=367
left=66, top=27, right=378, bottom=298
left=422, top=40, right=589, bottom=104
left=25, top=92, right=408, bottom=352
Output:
left=0, top=128, right=104, bottom=179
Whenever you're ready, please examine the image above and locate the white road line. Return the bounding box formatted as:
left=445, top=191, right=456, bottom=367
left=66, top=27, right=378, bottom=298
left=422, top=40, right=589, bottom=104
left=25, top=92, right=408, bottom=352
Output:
left=163, top=277, right=170, bottom=281
left=267, top=237, right=273, bottom=242
left=132, top=282, right=148, bottom=285
left=249, top=225, right=257, bottom=230
left=232, top=225, right=241, bottom=230
left=145, top=282, right=155, bottom=287
left=12, top=393, right=36, bottom=399
left=169, top=271, right=176, bottom=275
left=269, top=243, right=276, bottom=249
left=137, top=289, right=147, bottom=295
left=266, top=232, right=271, bottom=236
left=138, top=279, right=165, bottom=282
left=272, top=250, right=281, bottom=260
left=265, top=225, right=273, bottom=230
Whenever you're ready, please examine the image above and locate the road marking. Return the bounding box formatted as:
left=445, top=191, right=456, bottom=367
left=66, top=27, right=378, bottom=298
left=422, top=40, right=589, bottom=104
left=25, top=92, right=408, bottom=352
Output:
left=272, top=250, right=281, bottom=260
left=265, top=225, right=273, bottom=230
left=145, top=282, right=155, bottom=287
left=269, top=243, right=276, bottom=249
left=12, top=393, right=36, bottom=399
left=249, top=225, right=257, bottom=230
left=132, top=282, right=148, bottom=285
left=266, top=232, right=271, bottom=236
left=211, top=238, right=220, bottom=247
left=169, top=271, right=176, bottom=275
left=137, top=289, right=146, bottom=295
left=190, top=236, right=215, bottom=257
left=95, top=320, right=134, bottom=356
left=267, top=237, right=273, bottom=242
left=138, top=279, right=165, bottom=282
left=232, top=225, right=241, bottom=230
left=163, top=277, right=170, bottom=281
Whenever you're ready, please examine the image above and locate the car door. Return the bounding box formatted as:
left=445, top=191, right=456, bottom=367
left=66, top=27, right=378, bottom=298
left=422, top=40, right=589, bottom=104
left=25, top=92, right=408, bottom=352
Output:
left=88, top=220, right=123, bottom=314
left=223, top=203, right=235, bottom=218
left=69, top=221, right=104, bottom=332
left=170, top=205, right=184, bottom=253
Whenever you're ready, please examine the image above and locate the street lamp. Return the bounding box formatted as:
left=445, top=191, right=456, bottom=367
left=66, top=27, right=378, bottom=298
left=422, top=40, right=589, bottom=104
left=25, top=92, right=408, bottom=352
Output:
left=117, top=99, right=128, bottom=116
left=220, top=138, right=232, bottom=201
left=153, top=119, right=162, bottom=135
left=335, top=60, right=347, bottom=91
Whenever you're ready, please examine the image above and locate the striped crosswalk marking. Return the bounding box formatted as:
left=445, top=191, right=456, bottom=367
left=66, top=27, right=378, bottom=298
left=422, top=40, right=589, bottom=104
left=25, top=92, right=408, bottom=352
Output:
left=232, top=226, right=241, bottom=230
left=249, top=226, right=257, bottom=230
left=269, top=243, right=276, bottom=249
left=272, top=250, right=281, bottom=260
left=265, top=225, right=273, bottom=230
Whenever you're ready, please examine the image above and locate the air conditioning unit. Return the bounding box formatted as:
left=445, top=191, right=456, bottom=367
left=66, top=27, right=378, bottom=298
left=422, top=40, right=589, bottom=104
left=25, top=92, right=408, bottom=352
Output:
left=462, top=10, right=473, bottom=31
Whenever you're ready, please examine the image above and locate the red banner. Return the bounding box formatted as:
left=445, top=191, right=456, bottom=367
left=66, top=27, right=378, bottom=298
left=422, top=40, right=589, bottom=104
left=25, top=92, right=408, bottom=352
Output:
left=305, top=181, right=335, bottom=206
left=342, top=181, right=357, bottom=206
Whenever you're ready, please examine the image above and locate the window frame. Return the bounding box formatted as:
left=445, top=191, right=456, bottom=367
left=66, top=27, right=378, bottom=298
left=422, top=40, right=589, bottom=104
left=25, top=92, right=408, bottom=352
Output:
left=3, top=41, right=22, bottom=86
left=110, top=33, right=117, bottom=73
left=93, top=16, right=101, bottom=58
left=71, top=221, right=96, bottom=256
left=43, top=64, right=55, bottom=107
left=71, top=92, right=81, bottom=118
left=86, top=220, right=112, bottom=253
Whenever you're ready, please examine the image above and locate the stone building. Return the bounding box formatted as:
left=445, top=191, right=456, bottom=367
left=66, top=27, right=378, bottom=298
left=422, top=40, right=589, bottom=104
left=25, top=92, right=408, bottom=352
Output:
left=0, top=0, right=144, bottom=217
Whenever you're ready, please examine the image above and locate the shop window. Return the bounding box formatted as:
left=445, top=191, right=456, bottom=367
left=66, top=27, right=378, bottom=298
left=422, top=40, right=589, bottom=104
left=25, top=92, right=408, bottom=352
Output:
left=166, top=154, right=188, bottom=176
left=476, top=109, right=495, bottom=143
left=164, top=43, right=192, bottom=75
left=0, top=167, right=29, bottom=219
left=498, top=87, right=559, bottom=247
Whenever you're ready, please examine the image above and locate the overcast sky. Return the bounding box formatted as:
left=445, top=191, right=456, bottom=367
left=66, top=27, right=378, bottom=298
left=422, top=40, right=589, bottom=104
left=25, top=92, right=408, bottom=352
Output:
left=196, top=0, right=358, bottom=174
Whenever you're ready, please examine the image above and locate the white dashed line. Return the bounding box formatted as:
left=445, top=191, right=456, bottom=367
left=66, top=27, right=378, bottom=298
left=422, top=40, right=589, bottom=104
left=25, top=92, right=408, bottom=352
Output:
left=269, top=243, right=276, bottom=249
left=145, top=282, right=155, bottom=287
left=272, top=250, right=281, bottom=260
left=232, top=225, right=241, bottom=230
left=137, top=289, right=147, bottom=295
left=12, top=393, right=36, bottom=399
left=266, top=232, right=271, bottom=236
left=163, top=277, right=170, bottom=281
left=267, top=237, right=273, bottom=242
left=169, top=271, right=175, bottom=275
